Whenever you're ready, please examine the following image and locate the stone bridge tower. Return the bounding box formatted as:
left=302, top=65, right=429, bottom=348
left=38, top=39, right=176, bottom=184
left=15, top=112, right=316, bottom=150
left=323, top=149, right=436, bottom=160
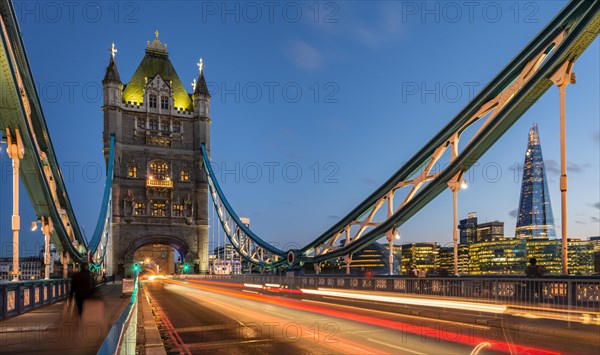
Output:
left=102, top=33, right=210, bottom=276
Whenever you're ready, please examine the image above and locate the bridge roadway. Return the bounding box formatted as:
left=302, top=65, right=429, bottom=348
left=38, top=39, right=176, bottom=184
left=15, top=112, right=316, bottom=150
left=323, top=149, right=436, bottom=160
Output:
left=0, top=282, right=128, bottom=354
left=144, top=279, right=600, bottom=354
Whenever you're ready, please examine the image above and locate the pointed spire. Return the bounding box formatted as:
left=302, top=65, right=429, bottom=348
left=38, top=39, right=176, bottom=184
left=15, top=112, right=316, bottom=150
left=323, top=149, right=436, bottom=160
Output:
left=528, top=123, right=540, bottom=145
left=193, top=58, right=210, bottom=97
left=146, top=29, right=168, bottom=56
left=103, top=43, right=121, bottom=83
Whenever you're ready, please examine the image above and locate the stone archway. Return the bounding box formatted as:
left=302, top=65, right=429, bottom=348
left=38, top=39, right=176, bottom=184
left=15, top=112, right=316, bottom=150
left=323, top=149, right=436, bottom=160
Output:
left=122, top=235, right=191, bottom=277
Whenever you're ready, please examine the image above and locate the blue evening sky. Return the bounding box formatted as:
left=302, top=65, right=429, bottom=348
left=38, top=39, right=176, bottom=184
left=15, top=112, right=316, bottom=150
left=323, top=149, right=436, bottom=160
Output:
left=1, top=1, right=598, bottom=256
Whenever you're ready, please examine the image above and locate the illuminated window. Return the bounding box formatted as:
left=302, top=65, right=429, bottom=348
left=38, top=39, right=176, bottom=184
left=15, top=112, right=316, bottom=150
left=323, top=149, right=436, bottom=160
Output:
left=180, top=169, right=190, bottom=182
left=127, top=165, right=138, bottom=178
left=160, top=96, right=169, bottom=110
left=151, top=203, right=167, bottom=217
left=148, top=160, right=169, bottom=180
left=149, top=94, right=157, bottom=108
left=149, top=120, right=159, bottom=130
left=173, top=204, right=184, bottom=217
left=134, top=203, right=146, bottom=216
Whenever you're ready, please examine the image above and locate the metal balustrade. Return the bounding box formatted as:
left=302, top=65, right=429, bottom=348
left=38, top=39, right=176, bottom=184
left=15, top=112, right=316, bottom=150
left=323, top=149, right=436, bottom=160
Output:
left=98, top=277, right=139, bottom=355
left=178, top=274, right=600, bottom=311
left=0, top=279, right=71, bottom=320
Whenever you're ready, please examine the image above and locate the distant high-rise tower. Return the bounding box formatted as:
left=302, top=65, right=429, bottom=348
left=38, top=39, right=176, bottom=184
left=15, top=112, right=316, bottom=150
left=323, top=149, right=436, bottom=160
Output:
left=515, top=124, right=556, bottom=239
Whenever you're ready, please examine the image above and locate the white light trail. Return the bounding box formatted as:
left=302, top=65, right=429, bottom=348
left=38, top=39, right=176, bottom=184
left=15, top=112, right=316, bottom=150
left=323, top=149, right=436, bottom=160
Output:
left=300, top=288, right=507, bottom=314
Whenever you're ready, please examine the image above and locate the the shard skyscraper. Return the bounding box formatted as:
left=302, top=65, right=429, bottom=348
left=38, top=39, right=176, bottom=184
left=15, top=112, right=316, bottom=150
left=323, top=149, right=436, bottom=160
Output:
left=515, top=124, right=556, bottom=239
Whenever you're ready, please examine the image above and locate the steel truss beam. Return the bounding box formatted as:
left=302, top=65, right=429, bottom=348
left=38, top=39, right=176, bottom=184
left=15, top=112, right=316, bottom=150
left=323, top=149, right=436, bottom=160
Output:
left=202, top=0, right=599, bottom=268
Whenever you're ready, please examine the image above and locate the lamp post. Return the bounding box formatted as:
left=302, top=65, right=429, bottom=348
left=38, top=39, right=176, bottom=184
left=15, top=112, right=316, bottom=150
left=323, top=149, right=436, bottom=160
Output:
left=448, top=178, right=467, bottom=275
left=551, top=61, right=575, bottom=275
left=42, top=218, right=53, bottom=279
left=6, top=129, right=24, bottom=282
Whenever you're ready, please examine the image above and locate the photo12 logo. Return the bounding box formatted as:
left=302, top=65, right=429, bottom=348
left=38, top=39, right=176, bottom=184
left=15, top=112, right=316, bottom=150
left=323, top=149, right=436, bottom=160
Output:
left=206, top=81, right=340, bottom=104
left=12, top=2, right=140, bottom=24
left=200, top=1, right=340, bottom=24
left=210, top=161, right=340, bottom=184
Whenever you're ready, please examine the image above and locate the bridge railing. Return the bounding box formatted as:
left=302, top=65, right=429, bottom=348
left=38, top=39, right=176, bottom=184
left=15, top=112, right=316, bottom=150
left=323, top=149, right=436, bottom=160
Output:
left=0, top=279, right=71, bottom=320
left=97, top=277, right=139, bottom=355
left=178, top=274, right=600, bottom=311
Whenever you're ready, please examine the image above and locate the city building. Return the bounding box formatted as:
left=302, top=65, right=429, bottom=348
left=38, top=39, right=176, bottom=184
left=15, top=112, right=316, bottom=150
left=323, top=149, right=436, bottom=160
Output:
left=459, top=213, right=504, bottom=245
left=400, top=242, right=439, bottom=274
left=526, top=239, right=562, bottom=274
left=438, top=245, right=469, bottom=274
left=103, top=33, right=211, bottom=276
left=213, top=244, right=240, bottom=261
left=477, top=221, right=504, bottom=241
left=0, top=257, right=44, bottom=280
left=459, top=212, right=478, bottom=244
left=210, top=259, right=241, bottom=274
left=591, top=236, right=600, bottom=274
left=468, top=237, right=527, bottom=274
left=565, top=239, right=594, bottom=275
left=349, top=243, right=395, bottom=274
left=515, top=124, right=556, bottom=239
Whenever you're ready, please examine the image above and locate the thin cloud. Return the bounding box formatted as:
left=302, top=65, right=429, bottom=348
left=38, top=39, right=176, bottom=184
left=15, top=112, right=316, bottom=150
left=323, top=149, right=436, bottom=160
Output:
left=545, top=159, right=560, bottom=175
left=575, top=220, right=586, bottom=225
left=508, top=209, right=518, bottom=218
left=594, top=131, right=600, bottom=143
left=591, top=216, right=600, bottom=223
left=592, top=202, right=600, bottom=210
left=285, top=40, right=324, bottom=71
left=567, top=162, right=590, bottom=173
left=328, top=215, right=340, bottom=220
left=361, top=177, right=377, bottom=185
left=545, top=159, right=589, bottom=175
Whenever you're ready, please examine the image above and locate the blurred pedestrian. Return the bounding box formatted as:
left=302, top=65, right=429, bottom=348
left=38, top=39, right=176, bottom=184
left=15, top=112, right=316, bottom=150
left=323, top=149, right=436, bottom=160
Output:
left=525, top=258, right=546, bottom=277
left=407, top=265, right=418, bottom=278
left=70, top=263, right=92, bottom=315
left=524, top=258, right=545, bottom=301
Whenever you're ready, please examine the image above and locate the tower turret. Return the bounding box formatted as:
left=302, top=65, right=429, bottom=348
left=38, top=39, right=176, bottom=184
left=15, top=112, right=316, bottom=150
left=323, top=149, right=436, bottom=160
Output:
left=192, top=58, right=211, bottom=118
left=102, top=43, right=123, bottom=107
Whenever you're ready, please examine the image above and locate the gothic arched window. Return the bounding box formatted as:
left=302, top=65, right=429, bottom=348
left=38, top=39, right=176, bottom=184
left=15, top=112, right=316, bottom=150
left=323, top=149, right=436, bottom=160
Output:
left=149, top=94, right=157, bottom=108
left=160, top=96, right=169, bottom=110
left=148, top=160, right=169, bottom=180
left=180, top=168, right=190, bottom=182
left=127, top=165, right=138, bottom=178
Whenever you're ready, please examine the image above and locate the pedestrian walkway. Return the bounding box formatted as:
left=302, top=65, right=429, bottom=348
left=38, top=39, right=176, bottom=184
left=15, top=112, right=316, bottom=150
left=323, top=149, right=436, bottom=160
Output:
left=0, top=282, right=129, bottom=354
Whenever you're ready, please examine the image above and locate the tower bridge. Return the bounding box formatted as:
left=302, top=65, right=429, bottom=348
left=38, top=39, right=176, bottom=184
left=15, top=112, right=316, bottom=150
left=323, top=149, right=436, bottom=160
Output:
left=0, top=0, right=598, bottom=279
left=0, top=1, right=599, bottom=353
left=102, top=31, right=210, bottom=276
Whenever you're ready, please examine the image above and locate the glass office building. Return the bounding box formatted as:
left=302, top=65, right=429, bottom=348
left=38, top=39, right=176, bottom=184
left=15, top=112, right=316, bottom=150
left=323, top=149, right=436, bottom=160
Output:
left=468, top=238, right=527, bottom=274
left=515, top=124, right=556, bottom=239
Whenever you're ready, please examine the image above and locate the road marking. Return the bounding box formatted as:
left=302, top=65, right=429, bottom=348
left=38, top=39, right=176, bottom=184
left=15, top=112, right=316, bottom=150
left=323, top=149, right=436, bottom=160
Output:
left=145, top=288, right=192, bottom=355
left=183, top=339, right=272, bottom=350
left=364, top=337, right=427, bottom=355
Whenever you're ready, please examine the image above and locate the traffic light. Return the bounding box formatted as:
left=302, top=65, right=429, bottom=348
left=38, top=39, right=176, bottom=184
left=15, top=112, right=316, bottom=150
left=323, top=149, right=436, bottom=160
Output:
left=132, top=263, right=140, bottom=273
left=182, top=264, right=189, bottom=273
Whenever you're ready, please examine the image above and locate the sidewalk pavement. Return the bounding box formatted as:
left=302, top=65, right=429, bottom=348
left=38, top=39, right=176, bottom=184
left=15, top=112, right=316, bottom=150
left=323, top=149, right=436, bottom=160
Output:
left=136, top=285, right=166, bottom=355
left=0, top=282, right=129, bottom=354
